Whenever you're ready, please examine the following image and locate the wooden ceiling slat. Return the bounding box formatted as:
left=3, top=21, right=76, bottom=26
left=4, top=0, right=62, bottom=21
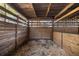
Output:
left=47, top=3, right=68, bottom=17
left=33, top=3, right=49, bottom=17
left=54, top=7, right=79, bottom=23
left=55, top=3, right=74, bottom=19
left=9, top=3, right=78, bottom=19
left=32, top=3, right=37, bottom=17
left=16, top=3, right=37, bottom=18
left=45, top=3, right=51, bottom=17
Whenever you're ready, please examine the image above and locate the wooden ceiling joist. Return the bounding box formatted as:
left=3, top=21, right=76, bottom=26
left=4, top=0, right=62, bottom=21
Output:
left=54, top=7, right=79, bottom=23
left=45, top=3, right=51, bottom=17
left=55, top=3, right=74, bottom=19
left=32, top=3, right=37, bottom=17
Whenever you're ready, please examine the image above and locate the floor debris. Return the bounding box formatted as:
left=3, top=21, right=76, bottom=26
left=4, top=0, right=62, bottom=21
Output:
left=14, top=40, right=67, bottom=56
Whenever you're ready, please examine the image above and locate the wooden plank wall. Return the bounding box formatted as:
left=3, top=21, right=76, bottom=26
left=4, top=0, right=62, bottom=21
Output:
left=17, top=23, right=28, bottom=46
left=0, top=21, right=16, bottom=55
left=30, top=27, right=52, bottom=40
left=0, top=4, right=28, bottom=55
left=53, top=32, right=62, bottom=47
left=54, top=22, right=79, bottom=34
left=0, top=18, right=28, bottom=55
left=63, top=33, right=79, bottom=55
left=29, top=18, right=53, bottom=40
left=53, top=32, right=79, bottom=55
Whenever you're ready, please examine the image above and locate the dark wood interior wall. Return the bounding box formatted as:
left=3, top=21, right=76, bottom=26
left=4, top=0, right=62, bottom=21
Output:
left=0, top=18, right=28, bottom=56
left=17, top=21, right=28, bottom=47
left=29, top=18, right=53, bottom=40
left=54, top=22, right=79, bottom=34
left=53, top=16, right=79, bottom=55
left=53, top=31, right=79, bottom=55
left=0, top=21, right=16, bottom=55
left=0, top=5, right=28, bottom=55
left=29, top=27, right=52, bottom=40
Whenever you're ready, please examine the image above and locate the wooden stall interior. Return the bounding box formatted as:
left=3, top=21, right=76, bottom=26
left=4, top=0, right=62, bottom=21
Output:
left=0, top=3, right=79, bottom=56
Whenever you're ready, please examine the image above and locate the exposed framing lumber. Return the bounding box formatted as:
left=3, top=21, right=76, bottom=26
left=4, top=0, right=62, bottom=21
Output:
left=6, top=4, right=27, bottom=21
left=0, top=13, right=26, bottom=24
left=55, top=3, right=74, bottom=19
left=0, top=6, right=26, bottom=22
left=54, top=7, right=79, bottom=23
left=15, top=16, right=18, bottom=50
left=0, top=4, right=27, bottom=22
left=32, top=3, right=37, bottom=17
left=45, top=3, right=51, bottom=17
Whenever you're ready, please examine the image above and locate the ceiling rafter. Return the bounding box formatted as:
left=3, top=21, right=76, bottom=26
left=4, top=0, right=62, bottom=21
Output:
left=32, top=3, right=37, bottom=17
left=54, top=7, right=79, bottom=23
left=45, top=3, right=51, bottom=17
left=55, top=3, right=74, bottom=19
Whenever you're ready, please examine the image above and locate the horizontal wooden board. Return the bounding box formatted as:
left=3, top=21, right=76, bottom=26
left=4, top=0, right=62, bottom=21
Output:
left=0, top=20, right=28, bottom=55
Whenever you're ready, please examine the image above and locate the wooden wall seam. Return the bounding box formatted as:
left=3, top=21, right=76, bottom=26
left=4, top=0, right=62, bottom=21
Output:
left=53, top=31, right=79, bottom=55
left=15, top=16, right=18, bottom=50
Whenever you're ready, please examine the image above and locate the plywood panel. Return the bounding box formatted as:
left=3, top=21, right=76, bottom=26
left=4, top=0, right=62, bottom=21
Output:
left=63, top=33, right=79, bottom=55
left=30, top=27, right=52, bottom=39
left=53, top=31, right=79, bottom=55
left=53, top=32, right=62, bottom=47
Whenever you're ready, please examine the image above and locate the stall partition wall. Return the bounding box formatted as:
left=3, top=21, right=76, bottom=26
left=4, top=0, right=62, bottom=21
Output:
left=53, top=18, right=79, bottom=55
left=0, top=4, right=28, bottom=55
left=28, top=18, right=53, bottom=40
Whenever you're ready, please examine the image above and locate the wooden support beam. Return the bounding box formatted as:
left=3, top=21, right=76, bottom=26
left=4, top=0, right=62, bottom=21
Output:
left=32, top=3, right=37, bottom=17
left=45, top=3, right=51, bottom=17
left=55, top=3, right=74, bottom=19
left=0, top=4, right=27, bottom=22
left=15, top=16, right=18, bottom=50
left=0, top=13, right=26, bottom=24
left=6, top=4, right=27, bottom=21
left=54, top=7, right=79, bottom=23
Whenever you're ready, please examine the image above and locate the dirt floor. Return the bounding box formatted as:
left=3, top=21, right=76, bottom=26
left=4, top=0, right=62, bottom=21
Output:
left=14, top=39, right=67, bottom=56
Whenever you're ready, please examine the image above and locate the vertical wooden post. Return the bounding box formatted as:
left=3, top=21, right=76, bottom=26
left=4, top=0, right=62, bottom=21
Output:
left=4, top=4, right=6, bottom=22
left=52, top=19, right=54, bottom=41
left=61, top=21, right=64, bottom=49
left=15, top=16, right=18, bottom=50
left=78, top=22, right=79, bottom=34
left=4, top=4, right=6, bottom=31
left=61, top=32, right=63, bottom=49
left=27, top=20, right=30, bottom=40
left=77, top=16, right=79, bottom=34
